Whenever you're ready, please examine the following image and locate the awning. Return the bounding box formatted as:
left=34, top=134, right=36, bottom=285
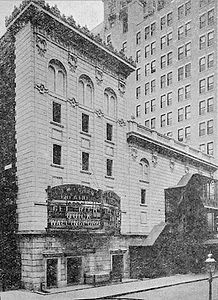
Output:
left=129, top=222, right=166, bottom=247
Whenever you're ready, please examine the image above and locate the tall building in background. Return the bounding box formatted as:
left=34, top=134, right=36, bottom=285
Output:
left=99, top=0, right=217, bottom=160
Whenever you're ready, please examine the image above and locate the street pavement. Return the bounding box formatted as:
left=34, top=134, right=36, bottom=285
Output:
left=0, top=273, right=215, bottom=300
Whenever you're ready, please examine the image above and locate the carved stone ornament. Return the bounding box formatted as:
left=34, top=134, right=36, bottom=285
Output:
left=35, top=83, right=48, bottom=94
left=36, top=35, right=47, bottom=57
left=67, top=98, right=79, bottom=107
left=117, top=118, right=126, bottom=127
left=68, top=53, right=78, bottom=72
left=95, top=67, right=103, bottom=84
left=95, top=109, right=104, bottom=118
left=118, top=80, right=126, bottom=95
left=152, top=152, right=158, bottom=167
left=169, top=158, right=175, bottom=171
left=130, top=147, right=138, bottom=161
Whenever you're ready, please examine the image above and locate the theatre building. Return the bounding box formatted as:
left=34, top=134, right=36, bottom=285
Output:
left=0, top=0, right=218, bottom=291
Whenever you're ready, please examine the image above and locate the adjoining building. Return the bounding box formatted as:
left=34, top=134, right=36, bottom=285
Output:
left=99, top=0, right=217, bottom=161
left=0, top=0, right=218, bottom=291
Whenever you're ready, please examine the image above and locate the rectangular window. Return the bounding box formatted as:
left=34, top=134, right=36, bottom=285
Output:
left=199, top=79, right=206, bottom=94
left=199, top=143, right=206, bottom=153
left=199, top=57, right=206, bottom=72
left=178, top=128, right=184, bottom=142
left=151, top=61, right=156, bottom=73
left=185, top=0, right=191, bottom=16
left=161, top=55, right=166, bottom=69
left=185, top=63, right=191, bottom=78
left=185, top=105, right=191, bottom=119
left=199, top=13, right=206, bottom=29
left=161, top=94, right=166, bottom=108
left=151, top=41, right=156, bottom=55
left=178, top=46, right=184, bottom=60
left=208, top=9, right=214, bottom=26
left=145, top=63, right=149, bottom=76
left=53, top=144, right=61, bottom=165
left=151, top=99, right=156, bottom=112
left=160, top=16, right=166, bottom=30
left=185, top=126, right=191, bottom=140
left=161, top=75, right=166, bottom=89
left=151, top=22, right=156, bottom=36
left=141, top=189, right=146, bottom=205
left=151, top=117, right=156, bottom=129
left=136, top=86, right=141, bottom=99
left=122, top=41, right=127, bottom=53
left=167, top=112, right=172, bottom=126
left=82, top=152, right=89, bottom=171
left=136, top=68, right=141, bottom=81
left=167, top=32, right=173, bottom=46
left=136, top=50, right=141, bottom=63
left=199, top=35, right=206, bottom=50
left=136, top=105, right=141, bottom=117
left=167, top=12, right=173, bottom=26
left=178, top=87, right=184, bottom=102
left=178, top=67, right=184, bottom=81
left=178, top=5, right=184, bottom=20
left=106, top=159, right=113, bottom=177
left=161, top=36, right=167, bottom=50
left=167, top=52, right=172, bottom=66
left=185, top=42, right=191, bottom=57
left=106, top=123, right=113, bottom=141
left=167, top=92, right=172, bottom=106
left=145, top=82, right=149, bottom=95
left=167, top=72, right=172, bottom=86
left=199, top=122, right=206, bottom=136
left=208, top=53, right=214, bottom=68
left=208, top=31, right=214, bottom=47
left=207, top=75, right=214, bottom=91
left=144, top=26, right=150, bottom=40
left=207, top=142, right=213, bottom=155
left=178, top=25, right=184, bottom=40
left=145, top=101, right=149, bottom=114
left=123, top=15, right=128, bottom=33
left=185, top=84, right=191, bottom=99
left=161, top=114, right=166, bottom=127
left=53, top=102, right=61, bottom=123
left=82, top=113, right=89, bottom=133
left=207, top=119, right=213, bottom=135
left=185, top=21, right=191, bottom=36
left=207, top=97, right=214, bottom=113
left=145, top=45, right=149, bottom=58
left=145, top=120, right=149, bottom=128
left=136, top=32, right=141, bottom=45
left=178, top=108, right=184, bottom=122
left=106, top=34, right=111, bottom=44
left=199, top=100, right=206, bottom=115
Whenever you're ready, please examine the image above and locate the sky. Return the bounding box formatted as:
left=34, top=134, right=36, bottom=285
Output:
left=0, top=0, right=104, bottom=37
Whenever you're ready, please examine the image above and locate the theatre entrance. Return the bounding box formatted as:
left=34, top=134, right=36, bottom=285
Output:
left=67, top=257, right=82, bottom=285
left=46, top=258, right=58, bottom=288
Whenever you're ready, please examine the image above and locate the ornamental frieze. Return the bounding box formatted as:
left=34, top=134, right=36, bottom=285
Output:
left=36, top=35, right=47, bottom=57
left=35, top=83, right=48, bottom=94
left=95, top=109, right=104, bottom=118
left=117, top=118, right=126, bottom=127
left=95, top=67, right=103, bottom=85
left=68, top=53, right=78, bottom=72
left=67, top=97, right=79, bottom=107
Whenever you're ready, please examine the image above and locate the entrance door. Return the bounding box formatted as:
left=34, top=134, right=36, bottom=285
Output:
left=111, top=254, right=123, bottom=280
left=47, top=258, right=58, bottom=288
left=67, top=257, right=82, bottom=285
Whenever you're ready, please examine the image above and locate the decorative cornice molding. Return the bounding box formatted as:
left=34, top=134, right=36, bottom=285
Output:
left=68, top=53, right=78, bottom=72
left=67, top=97, right=79, bottom=107
left=36, top=35, right=47, bottom=57
left=95, top=67, right=103, bottom=85
left=35, top=83, right=48, bottom=94
left=95, top=109, right=104, bottom=118
left=117, top=118, right=126, bottom=127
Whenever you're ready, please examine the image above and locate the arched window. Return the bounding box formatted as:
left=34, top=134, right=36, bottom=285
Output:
left=48, top=59, right=66, bottom=97
left=139, top=158, right=149, bottom=182
left=104, top=88, right=117, bottom=118
left=78, top=75, right=93, bottom=107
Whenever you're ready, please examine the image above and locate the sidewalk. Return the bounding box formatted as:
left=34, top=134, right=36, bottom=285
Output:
left=0, top=273, right=214, bottom=300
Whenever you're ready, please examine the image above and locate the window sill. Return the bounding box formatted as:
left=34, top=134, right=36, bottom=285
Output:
left=80, top=170, right=92, bottom=175
left=48, top=91, right=67, bottom=102
left=50, top=121, right=64, bottom=128
left=105, top=139, right=115, bottom=145
left=139, top=180, right=149, bottom=184
left=50, top=164, right=64, bottom=169
left=80, top=131, right=91, bottom=138
left=105, top=176, right=114, bottom=180
left=140, top=204, right=148, bottom=207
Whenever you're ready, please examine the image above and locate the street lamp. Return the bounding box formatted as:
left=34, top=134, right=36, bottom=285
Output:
left=205, top=253, right=216, bottom=300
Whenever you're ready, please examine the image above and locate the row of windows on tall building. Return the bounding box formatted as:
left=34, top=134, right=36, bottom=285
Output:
left=48, top=60, right=118, bottom=118
left=52, top=143, right=114, bottom=177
